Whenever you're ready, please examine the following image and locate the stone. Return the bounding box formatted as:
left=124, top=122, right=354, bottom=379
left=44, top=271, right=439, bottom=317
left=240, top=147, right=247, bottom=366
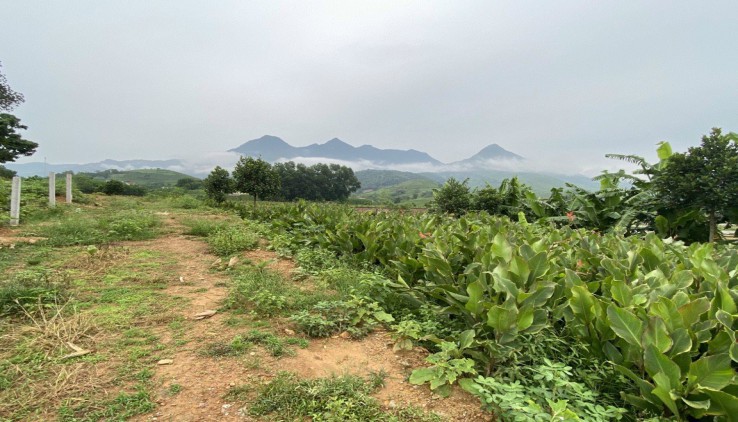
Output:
left=157, top=359, right=174, bottom=365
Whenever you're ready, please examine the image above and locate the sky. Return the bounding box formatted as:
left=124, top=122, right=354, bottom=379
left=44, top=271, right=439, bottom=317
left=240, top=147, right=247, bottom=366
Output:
left=1, top=1, right=737, bottom=175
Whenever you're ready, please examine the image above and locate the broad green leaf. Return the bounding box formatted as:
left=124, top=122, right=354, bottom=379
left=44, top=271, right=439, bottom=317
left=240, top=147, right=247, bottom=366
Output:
left=409, top=367, right=437, bottom=385
left=679, top=298, right=710, bottom=327
left=517, top=307, right=534, bottom=331
left=643, top=317, right=673, bottom=354
left=611, top=279, right=633, bottom=307
left=487, top=303, right=518, bottom=334
left=652, top=372, right=680, bottom=417
left=458, top=329, right=475, bottom=350
left=607, top=305, right=644, bottom=347
left=670, top=328, right=693, bottom=356
left=465, top=281, right=485, bottom=315
left=527, top=252, right=549, bottom=282
left=491, top=233, right=512, bottom=263
left=509, top=256, right=530, bottom=285
left=650, top=297, right=684, bottom=331
left=520, top=284, right=555, bottom=308
left=570, top=285, right=597, bottom=325
left=644, top=345, right=681, bottom=388
left=682, top=397, right=710, bottom=410
left=657, top=141, right=673, bottom=160
left=703, top=390, right=738, bottom=420
left=688, top=354, right=734, bottom=392
left=715, top=310, right=733, bottom=330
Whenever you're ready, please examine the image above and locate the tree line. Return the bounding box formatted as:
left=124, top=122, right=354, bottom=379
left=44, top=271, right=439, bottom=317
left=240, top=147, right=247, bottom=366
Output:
left=204, top=157, right=361, bottom=204
left=431, top=128, right=738, bottom=243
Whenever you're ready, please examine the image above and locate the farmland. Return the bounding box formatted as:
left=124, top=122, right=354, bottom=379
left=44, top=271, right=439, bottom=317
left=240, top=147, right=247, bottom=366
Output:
left=2, top=175, right=738, bottom=420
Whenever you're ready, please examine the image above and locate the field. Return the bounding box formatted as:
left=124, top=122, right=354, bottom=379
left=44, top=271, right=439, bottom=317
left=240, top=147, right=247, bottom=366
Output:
left=2, top=183, right=738, bottom=421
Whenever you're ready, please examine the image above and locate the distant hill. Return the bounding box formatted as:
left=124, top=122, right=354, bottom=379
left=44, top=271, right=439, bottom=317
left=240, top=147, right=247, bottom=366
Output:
left=6, top=159, right=187, bottom=178
left=451, top=143, right=524, bottom=167
left=79, top=168, right=198, bottom=189
left=355, top=169, right=438, bottom=192
left=352, top=178, right=440, bottom=206
left=421, top=170, right=598, bottom=196
left=229, top=135, right=442, bottom=166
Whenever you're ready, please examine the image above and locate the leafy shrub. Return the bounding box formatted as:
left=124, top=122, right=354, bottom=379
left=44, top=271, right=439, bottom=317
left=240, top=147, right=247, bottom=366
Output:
left=409, top=337, right=477, bottom=397
left=207, top=225, right=259, bottom=256
left=460, top=360, right=628, bottom=421
left=290, top=296, right=393, bottom=338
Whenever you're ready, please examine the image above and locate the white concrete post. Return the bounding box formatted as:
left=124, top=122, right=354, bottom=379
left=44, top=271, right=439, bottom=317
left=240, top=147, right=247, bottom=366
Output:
left=65, top=173, right=72, bottom=204
left=49, top=172, right=56, bottom=207
left=10, top=176, right=21, bottom=226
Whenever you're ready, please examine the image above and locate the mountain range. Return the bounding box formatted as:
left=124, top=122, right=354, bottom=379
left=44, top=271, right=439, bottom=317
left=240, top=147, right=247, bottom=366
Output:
left=229, top=135, right=442, bottom=166
left=5, top=135, right=598, bottom=193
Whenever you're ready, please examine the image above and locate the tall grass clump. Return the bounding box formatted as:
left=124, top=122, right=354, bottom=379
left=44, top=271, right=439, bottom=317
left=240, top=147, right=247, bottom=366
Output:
left=207, top=225, right=259, bottom=256
left=36, top=210, right=161, bottom=246
left=0, top=270, right=70, bottom=317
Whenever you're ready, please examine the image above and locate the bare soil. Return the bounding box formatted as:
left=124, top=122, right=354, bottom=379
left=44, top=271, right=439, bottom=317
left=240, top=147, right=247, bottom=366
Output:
left=121, top=219, right=490, bottom=421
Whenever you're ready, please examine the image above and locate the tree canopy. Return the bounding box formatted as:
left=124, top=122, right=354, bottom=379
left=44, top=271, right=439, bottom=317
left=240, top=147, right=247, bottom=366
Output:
left=232, top=157, right=281, bottom=205
left=0, top=113, right=38, bottom=164
left=654, top=128, right=738, bottom=242
left=273, top=161, right=361, bottom=201
left=203, top=166, right=234, bottom=203
left=0, top=62, right=24, bottom=112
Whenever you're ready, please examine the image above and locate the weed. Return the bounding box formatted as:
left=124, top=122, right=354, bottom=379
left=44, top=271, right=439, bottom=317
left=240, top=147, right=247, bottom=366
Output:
left=0, top=269, right=71, bottom=317
left=290, top=296, right=394, bottom=338
left=36, top=210, right=161, bottom=246
left=169, top=383, right=182, bottom=395
left=223, top=384, right=252, bottom=401
left=181, top=218, right=228, bottom=237
left=207, top=225, right=259, bottom=256
left=250, top=372, right=440, bottom=421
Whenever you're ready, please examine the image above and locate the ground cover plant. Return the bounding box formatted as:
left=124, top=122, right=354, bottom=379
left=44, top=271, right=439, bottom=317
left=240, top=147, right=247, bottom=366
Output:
left=244, top=201, right=738, bottom=421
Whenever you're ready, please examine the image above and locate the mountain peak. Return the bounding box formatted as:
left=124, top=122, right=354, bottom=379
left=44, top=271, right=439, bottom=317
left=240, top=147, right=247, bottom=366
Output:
left=470, top=144, right=523, bottom=160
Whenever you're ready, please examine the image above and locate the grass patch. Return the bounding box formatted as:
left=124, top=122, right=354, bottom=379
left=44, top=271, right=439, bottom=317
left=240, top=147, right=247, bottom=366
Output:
left=227, top=266, right=337, bottom=317
left=207, top=225, right=259, bottom=257
left=0, top=269, right=71, bottom=317
left=34, top=210, right=162, bottom=246
left=203, top=330, right=306, bottom=359
left=250, top=372, right=441, bottom=421
left=181, top=218, right=229, bottom=237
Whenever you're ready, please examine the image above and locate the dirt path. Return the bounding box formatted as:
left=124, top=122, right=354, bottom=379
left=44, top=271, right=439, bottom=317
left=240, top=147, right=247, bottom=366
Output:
left=126, top=218, right=489, bottom=421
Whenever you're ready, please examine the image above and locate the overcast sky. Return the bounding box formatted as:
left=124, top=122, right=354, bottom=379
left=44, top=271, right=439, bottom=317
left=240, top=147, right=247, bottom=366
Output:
left=2, top=1, right=737, bottom=175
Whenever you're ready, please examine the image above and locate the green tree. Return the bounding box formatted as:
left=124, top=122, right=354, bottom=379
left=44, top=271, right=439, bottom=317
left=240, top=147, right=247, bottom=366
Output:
left=431, top=178, right=471, bottom=215
left=0, top=113, right=38, bottom=164
left=1, top=64, right=36, bottom=166
left=0, top=62, right=24, bottom=111
left=203, top=166, right=234, bottom=203
left=654, top=128, right=738, bottom=242
left=175, top=178, right=203, bottom=190
left=232, top=157, right=280, bottom=206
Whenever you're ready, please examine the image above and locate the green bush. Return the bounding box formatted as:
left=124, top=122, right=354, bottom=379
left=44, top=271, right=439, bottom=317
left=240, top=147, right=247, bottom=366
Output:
left=207, top=225, right=259, bottom=256
left=290, top=297, right=393, bottom=338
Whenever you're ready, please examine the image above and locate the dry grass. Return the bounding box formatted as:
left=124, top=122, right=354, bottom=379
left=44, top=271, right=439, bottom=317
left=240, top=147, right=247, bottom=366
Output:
left=14, top=300, right=98, bottom=358
left=0, top=301, right=104, bottom=419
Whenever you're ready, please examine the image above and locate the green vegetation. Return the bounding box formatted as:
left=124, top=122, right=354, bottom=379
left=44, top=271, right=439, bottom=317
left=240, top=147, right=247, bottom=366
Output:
left=274, top=161, right=361, bottom=201
left=76, top=168, right=199, bottom=190
left=233, top=156, right=281, bottom=206
left=352, top=178, right=439, bottom=206
left=207, top=224, right=260, bottom=256
left=244, top=200, right=738, bottom=420
left=248, top=372, right=440, bottom=422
